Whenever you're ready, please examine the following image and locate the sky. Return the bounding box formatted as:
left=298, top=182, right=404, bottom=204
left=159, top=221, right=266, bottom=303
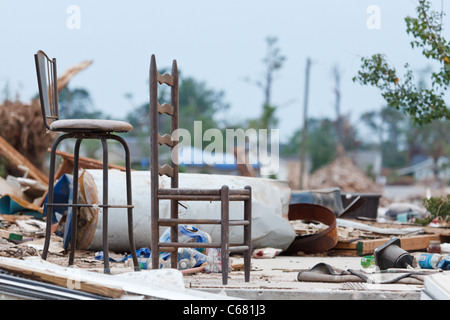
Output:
left=0, top=0, right=448, bottom=143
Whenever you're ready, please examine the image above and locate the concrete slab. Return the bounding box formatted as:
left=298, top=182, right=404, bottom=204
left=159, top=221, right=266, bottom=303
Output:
left=184, top=256, right=422, bottom=300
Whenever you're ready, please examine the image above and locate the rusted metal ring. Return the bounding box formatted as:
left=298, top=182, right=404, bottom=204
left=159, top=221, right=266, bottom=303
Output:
left=285, top=203, right=338, bottom=254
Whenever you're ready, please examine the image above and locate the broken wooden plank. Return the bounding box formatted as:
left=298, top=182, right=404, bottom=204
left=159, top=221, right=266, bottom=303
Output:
left=334, top=234, right=442, bottom=256
left=0, top=136, right=48, bottom=186
left=0, top=257, right=125, bottom=298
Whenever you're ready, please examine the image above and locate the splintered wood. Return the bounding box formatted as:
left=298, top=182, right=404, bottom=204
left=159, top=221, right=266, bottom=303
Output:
left=289, top=220, right=377, bottom=241
left=308, top=156, right=380, bottom=193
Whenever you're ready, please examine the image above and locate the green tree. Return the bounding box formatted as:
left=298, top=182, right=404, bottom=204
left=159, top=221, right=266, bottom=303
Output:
left=59, top=87, right=106, bottom=119
left=360, top=106, right=409, bottom=169
left=284, top=118, right=338, bottom=171
left=246, top=36, right=286, bottom=130
left=58, top=87, right=108, bottom=158
left=406, top=119, right=450, bottom=180
left=125, top=73, right=229, bottom=149
left=353, top=0, right=450, bottom=125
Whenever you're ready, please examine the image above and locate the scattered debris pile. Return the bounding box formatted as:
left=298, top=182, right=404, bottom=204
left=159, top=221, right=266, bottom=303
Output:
left=308, top=156, right=381, bottom=193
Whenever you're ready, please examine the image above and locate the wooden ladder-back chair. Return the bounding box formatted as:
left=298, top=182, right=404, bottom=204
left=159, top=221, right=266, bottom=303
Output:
left=35, top=50, right=139, bottom=273
left=149, top=54, right=252, bottom=285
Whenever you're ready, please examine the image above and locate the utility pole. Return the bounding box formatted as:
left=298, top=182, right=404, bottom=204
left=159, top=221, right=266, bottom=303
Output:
left=299, top=57, right=311, bottom=190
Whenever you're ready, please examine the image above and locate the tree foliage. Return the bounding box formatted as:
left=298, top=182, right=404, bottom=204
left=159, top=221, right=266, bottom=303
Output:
left=59, top=87, right=106, bottom=119
left=125, top=73, right=229, bottom=142
left=353, top=0, right=450, bottom=125
left=246, top=36, right=285, bottom=130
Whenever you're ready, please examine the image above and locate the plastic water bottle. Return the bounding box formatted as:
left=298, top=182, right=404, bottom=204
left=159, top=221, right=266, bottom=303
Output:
left=415, top=253, right=442, bottom=269
left=437, top=254, right=450, bottom=270
left=206, top=248, right=222, bottom=273
left=178, top=258, right=193, bottom=270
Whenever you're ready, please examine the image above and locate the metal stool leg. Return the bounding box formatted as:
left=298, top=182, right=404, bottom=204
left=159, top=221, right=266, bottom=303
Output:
left=109, top=135, right=140, bottom=271
left=42, top=133, right=74, bottom=261
left=100, top=137, right=111, bottom=274
left=69, top=138, right=83, bottom=266
left=220, top=185, right=230, bottom=285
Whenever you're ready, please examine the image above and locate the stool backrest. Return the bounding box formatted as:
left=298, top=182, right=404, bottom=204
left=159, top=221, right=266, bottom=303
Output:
left=149, top=54, right=179, bottom=190
left=34, top=50, right=59, bottom=131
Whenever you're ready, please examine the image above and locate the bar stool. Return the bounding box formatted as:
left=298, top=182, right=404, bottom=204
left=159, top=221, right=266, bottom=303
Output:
left=34, top=50, right=140, bottom=273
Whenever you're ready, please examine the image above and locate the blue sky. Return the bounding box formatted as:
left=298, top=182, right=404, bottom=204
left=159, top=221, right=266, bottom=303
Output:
left=0, top=0, right=447, bottom=142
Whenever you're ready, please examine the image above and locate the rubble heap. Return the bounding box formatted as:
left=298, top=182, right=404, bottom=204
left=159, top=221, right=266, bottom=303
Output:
left=308, top=156, right=381, bottom=193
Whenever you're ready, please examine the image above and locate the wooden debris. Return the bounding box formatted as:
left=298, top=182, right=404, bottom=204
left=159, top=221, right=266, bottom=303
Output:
left=0, top=135, right=48, bottom=185
left=15, top=219, right=46, bottom=237
left=334, top=234, right=442, bottom=256
left=0, top=256, right=125, bottom=299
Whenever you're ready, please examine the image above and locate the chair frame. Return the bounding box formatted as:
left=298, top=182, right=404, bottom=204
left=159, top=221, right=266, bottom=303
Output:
left=35, top=50, right=139, bottom=273
left=149, top=54, right=252, bottom=285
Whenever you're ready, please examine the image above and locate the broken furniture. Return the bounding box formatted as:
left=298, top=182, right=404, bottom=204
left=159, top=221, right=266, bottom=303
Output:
left=149, top=54, right=252, bottom=285
left=34, top=50, right=139, bottom=273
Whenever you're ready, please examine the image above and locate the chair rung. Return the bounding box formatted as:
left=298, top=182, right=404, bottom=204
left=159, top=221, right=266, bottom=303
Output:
left=158, top=194, right=249, bottom=201
left=158, top=164, right=174, bottom=177
left=158, top=188, right=250, bottom=196
left=158, top=243, right=249, bottom=252
left=157, top=102, right=174, bottom=115
left=157, top=72, right=174, bottom=86
left=45, top=203, right=133, bottom=209
left=159, top=218, right=221, bottom=225
left=229, top=245, right=250, bottom=253
left=159, top=242, right=221, bottom=249
left=158, top=219, right=249, bottom=226
left=158, top=133, right=175, bottom=147
left=229, top=220, right=250, bottom=226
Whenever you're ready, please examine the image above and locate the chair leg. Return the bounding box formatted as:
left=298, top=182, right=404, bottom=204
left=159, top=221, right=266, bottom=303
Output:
left=220, top=185, right=230, bottom=285
left=42, top=133, right=74, bottom=261
left=101, top=137, right=111, bottom=274
left=170, top=199, right=178, bottom=270
left=69, top=138, right=83, bottom=266
left=151, top=178, right=159, bottom=270
left=244, top=185, right=252, bottom=282
left=110, top=135, right=140, bottom=271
